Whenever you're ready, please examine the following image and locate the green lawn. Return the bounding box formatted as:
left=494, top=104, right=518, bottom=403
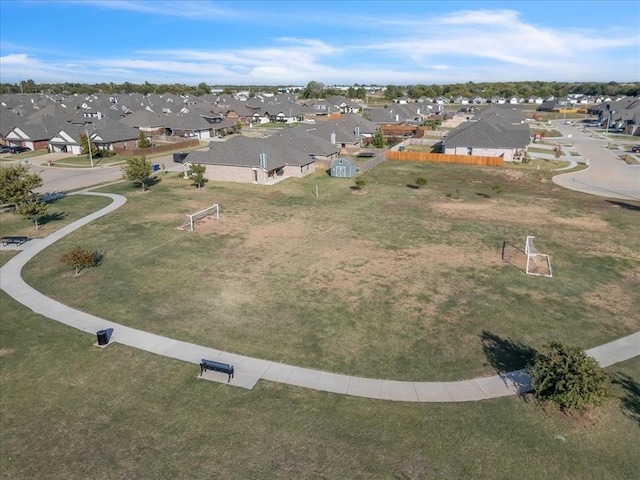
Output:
left=1, top=291, right=638, bottom=479
left=0, top=194, right=112, bottom=240
left=16, top=162, right=640, bottom=383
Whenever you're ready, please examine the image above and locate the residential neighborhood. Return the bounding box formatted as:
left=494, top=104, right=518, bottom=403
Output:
left=2, top=89, right=639, bottom=186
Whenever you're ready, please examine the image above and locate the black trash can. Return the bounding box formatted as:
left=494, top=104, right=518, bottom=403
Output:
left=97, top=330, right=108, bottom=346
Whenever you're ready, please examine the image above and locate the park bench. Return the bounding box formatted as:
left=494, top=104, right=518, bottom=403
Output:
left=199, top=359, right=234, bottom=382
left=1, top=236, right=28, bottom=246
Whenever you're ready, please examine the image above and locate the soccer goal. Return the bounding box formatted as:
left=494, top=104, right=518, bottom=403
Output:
left=525, top=236, right=552, bottom=277
left=177, top=204, right=219, bottom=231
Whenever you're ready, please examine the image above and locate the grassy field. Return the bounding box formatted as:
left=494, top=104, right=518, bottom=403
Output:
left=2, top=159, right=639, bottom=478
left=15, top=161, right=640, bottom=383
left=1, top=291, right=639, bottom=480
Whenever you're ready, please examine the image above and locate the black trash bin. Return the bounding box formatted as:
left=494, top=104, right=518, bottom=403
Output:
left=97, top=330, right=108, bottom=346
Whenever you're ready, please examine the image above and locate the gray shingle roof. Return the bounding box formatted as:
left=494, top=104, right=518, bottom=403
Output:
left=187, top=136, right=314, bottom=170
left=444, top=106, right=530, bottom=149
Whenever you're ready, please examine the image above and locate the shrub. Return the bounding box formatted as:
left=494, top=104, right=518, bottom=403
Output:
left=415, top=177, right=428, bottom=188
left=528, top=341, right=610, bottom=412
left=446, top=189, right=460, bottom=200
left=354, top=178, right=367, bottom=190
left=60, top=246, right=103, bottom=275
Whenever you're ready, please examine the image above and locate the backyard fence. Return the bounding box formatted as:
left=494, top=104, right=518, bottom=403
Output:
left=113, top=139, right=200, bottom=157
left=386, top=150, right=503, bottom=166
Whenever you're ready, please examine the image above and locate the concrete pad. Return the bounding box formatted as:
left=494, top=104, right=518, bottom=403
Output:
left=347, top=377, right=381, bottom=399
left=286, top=366, right=322, bottom=389
left=214, top=353, right=272, bottom=376
left=380, top=380, right=418, bottom=402
left=413, top=382, right=454, bottom=402
left=262, top=362, right=294, bottom=383
left=197, top=370, right=258, bottom=390
left=445, top=380, right=488, bottom=402
left=315, top=372, right=351, bottom=394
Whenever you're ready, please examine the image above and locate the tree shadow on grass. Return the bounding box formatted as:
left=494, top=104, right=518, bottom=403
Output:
left=606, top=200, right=640, bottom=211
left=612, top=372, right=640, bottom=426
left=40, top=211, right=66, bottom=226
left=146, top=175, right=162, bottom=188
left=480, top=330, right=538, bottom=374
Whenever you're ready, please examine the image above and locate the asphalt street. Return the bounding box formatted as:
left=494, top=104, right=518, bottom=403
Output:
left=549, top=120, right=640, bottom=201
left=1, top=152, right=186, bottom=193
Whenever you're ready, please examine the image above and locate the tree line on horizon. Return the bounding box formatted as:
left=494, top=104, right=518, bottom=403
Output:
left=1, top=79, right=638, bottom=99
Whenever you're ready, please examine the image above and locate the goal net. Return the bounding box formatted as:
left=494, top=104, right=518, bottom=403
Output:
left=177, top=204, right=219, bottom=231
left=525, top=236, right=552, bottom=277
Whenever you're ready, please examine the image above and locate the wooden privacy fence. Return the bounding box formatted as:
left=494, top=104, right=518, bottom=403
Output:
left=113, top=139, right=200, bottom=157
left=386, top=150, right=503, bottom=167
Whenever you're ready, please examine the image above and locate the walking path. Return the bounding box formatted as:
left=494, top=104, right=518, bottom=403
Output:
left=1, top=192, right=638, bottom=402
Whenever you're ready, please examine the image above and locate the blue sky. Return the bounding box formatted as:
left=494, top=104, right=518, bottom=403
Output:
left=1, top=0, right=639, bottom=85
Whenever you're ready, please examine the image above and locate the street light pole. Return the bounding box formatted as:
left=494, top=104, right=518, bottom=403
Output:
left=85, top=129, right=94, bottom=167
left=603, top=104, right=613, bottom=139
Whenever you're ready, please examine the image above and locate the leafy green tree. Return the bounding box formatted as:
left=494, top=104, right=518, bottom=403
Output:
left=16, top=196, right=49, bottom=229
left=0, top=164, right=43, bottom=205
left=122, top=156, right=153, bottom=191
left=60, top=246, right=102, bottom=275
left=137, top=130, right=151, bottom=148
left=302, top=81, right=325, bottom=99
left=354, top=177, right=366, bottom=190
left=528, top=341, right=611, bottom=412
left=196, top=82, right=211, bottom=95
left=371, top=129, right=385, bottom=148
left=235, top=120, right=243, bottom=132
left=188, top=163, right=207, bottom=189
left=384, top=85, right=405, bottom=100
left=80, top=132, right=98, bottom=158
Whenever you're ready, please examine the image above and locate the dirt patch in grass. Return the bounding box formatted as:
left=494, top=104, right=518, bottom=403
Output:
left=431, top=200, right=549, bottom=225
left=501, top=170, right=526, bottom=180
left=0, top=348, right=15, bottom=357
left=551, top=215, right=610, bottom=231
left=581, top=269, right=640, bottom=327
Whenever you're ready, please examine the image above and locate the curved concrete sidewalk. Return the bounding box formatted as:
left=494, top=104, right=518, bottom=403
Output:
left=2, top=192, right=638, bottom=402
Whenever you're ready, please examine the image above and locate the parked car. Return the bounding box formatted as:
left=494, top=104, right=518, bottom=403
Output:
left=632, top=145, right=640, bottom=153
left=7, top=146, right=31, bottom=154
left=0, top=146, right=13, bottom=153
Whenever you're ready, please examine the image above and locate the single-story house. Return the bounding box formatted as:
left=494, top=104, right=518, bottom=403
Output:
left=442, top=106, right=530, bottom=162
left=184, top=136, right=315, bottom=185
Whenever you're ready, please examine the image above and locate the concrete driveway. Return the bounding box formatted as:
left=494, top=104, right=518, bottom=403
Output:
left=549, top=121, right=640, bottom=201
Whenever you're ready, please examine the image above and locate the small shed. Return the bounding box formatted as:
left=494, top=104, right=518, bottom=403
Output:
left=330, top=157, right=358, bottom=178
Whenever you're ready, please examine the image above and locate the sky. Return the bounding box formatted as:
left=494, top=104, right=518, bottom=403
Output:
left=0, top=0, right=639, bottom=86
